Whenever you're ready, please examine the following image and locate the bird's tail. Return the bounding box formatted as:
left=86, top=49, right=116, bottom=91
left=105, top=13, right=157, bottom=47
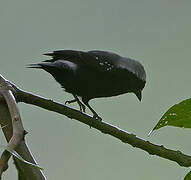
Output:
left=27, top=63, right=59, bottom=74
left=27, top=64, right=43, bottom=69
left=42, top=59, right=54, bottom=62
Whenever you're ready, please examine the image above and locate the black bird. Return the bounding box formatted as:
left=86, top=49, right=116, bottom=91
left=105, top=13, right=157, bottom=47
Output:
left=28, top=50, right=146, bottom=119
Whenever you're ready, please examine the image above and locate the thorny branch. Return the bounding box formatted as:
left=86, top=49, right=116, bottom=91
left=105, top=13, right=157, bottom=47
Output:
left=0, top=75, right=24, bottom=177
left=13, top=82, right=191, bottom=167
left=0, top=74, right=46, bottom=180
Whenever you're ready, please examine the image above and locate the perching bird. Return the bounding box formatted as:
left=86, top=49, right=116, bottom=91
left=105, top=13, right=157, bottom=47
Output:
left=28, top=50, right=146, bottom=119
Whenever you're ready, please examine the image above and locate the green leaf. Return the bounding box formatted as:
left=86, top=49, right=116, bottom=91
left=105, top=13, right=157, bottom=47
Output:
left=5, top=145, right=43, bottom=170
left=184, top=171, right=191, bottom=180
left=149, top=98, right=191, bottom=135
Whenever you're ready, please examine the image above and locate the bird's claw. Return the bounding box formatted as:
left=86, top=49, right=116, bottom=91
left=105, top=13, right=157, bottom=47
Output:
left=93, top=114, right=102, bottom=121
left=89, top=114, right=102, bottom=128
left=65, top=99, right=86, bottom=112
left=65, top=100, right=75, bottom=105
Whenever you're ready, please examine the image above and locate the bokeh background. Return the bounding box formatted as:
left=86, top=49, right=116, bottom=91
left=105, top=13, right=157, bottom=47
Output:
left=1, top=0, right=191, bottom=179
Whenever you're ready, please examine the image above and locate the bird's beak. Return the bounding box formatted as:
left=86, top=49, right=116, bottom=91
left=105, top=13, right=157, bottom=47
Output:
left=135, top=90, right=142, bottom=101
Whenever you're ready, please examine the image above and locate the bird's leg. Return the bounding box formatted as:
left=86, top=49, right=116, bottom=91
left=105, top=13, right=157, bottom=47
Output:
left=65, top=94, right=86, bottom=112
left=74, top=95, right=86, bottom=112
left=82, top=98, right=102, bottom=121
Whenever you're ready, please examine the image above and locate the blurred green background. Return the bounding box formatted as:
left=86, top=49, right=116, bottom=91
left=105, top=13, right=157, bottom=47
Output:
left=1, top=0, right=191, bottom=179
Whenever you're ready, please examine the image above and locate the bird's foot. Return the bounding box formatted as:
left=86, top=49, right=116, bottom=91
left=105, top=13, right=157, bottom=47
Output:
left=89, top=114, right=102, bottom=128
left=93, top=114, right=102, bottom=121
left=65, top=99, right=86, bottom=112
left=65, top=99, right=77, bottom=104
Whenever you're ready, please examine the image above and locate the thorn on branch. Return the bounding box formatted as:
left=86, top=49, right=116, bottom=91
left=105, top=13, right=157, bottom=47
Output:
left=24, top=130, right=28, bottom=135
left=14, top=116, right=19, bottom=121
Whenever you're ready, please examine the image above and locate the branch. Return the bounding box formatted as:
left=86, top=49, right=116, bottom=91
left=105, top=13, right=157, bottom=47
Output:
left=10, top=83, right=191, bottom=167
left=0, top=74, right=25, bottom=177
left=0, top=75, right=46, bottom=180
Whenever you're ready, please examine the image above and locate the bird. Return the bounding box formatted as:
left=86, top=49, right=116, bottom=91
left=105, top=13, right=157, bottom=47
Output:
left=28, top=50, right=146, bottom=120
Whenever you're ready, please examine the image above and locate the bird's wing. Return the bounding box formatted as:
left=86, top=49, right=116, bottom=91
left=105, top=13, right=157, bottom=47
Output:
left=43, top=50, right=146, bottom=82
left=87, top=50, right=146, bottom=82
left=43, top=50, right=120, bottom=72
